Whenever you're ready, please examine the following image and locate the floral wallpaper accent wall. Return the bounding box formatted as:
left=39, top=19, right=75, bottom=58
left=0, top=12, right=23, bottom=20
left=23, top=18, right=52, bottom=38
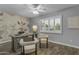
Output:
left=0, top=12, right=29, bottom=42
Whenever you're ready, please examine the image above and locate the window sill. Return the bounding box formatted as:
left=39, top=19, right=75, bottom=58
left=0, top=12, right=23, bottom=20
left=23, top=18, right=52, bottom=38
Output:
left=40, top=31, right=62, bottom=34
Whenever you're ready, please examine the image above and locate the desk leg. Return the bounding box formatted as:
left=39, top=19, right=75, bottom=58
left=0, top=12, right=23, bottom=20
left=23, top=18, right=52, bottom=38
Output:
left=35, top=44, right=37, bottom=55
left=39, top=39, right=41, bottom=48
left=46, top=38, right=48, bottom=48
left=11, top=37, right=16, bottom=52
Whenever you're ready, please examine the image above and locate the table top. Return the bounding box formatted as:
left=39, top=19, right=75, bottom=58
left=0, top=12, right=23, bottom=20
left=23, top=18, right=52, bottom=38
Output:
left=10, top=32, right=33, bottom=38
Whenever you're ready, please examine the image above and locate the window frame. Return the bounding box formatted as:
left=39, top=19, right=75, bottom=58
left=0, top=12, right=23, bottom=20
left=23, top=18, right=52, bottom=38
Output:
left=40, top=15, right=62, bottom=33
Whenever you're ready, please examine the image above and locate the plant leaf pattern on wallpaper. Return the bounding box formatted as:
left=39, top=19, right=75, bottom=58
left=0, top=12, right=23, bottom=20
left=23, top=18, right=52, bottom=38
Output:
left=0, top=12, right=29, bottom=41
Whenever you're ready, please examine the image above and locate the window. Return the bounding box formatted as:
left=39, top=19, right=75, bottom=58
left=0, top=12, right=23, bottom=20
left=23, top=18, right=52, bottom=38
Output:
left=40, top=16, right=62, bottom=33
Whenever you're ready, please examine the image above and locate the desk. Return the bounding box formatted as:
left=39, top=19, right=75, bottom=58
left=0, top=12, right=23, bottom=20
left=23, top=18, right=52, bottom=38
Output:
left=10, top=33, right=34, bottom=52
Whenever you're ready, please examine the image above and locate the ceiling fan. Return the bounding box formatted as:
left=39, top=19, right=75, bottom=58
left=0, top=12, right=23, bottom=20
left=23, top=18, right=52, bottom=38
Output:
left=27, top=4, right=46, bottom=14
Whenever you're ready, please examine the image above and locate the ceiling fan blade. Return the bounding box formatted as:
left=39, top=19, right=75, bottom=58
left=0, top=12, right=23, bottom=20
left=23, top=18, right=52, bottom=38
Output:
left=36, top=5, right=41, bottom=9
left=38, top=9, right=46, bottom=12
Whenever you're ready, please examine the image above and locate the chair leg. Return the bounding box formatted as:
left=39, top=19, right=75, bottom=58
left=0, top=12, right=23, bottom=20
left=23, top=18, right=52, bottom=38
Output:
left=23, top=46, right=25, bottom=55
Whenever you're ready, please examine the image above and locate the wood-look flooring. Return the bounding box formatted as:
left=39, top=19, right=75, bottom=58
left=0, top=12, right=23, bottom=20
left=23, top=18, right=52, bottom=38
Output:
left=0, top=42, right=79, bottom=55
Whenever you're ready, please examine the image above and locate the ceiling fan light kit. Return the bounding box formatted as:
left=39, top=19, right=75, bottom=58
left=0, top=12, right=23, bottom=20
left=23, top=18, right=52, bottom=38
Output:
left=33, top=10, right=39, bottom=15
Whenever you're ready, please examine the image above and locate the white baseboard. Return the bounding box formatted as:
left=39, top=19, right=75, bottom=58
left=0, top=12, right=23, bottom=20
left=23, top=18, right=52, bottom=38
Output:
left=48, top=40, right=79, bottom=49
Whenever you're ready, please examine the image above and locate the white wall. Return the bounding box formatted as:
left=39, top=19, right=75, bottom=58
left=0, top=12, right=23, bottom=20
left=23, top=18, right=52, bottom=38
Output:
left=30, top=5, right=79, bottom=48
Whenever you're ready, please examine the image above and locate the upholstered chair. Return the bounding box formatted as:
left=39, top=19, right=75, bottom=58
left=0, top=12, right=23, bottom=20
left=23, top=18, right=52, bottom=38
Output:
left=19, top=38, right=38, bottom=55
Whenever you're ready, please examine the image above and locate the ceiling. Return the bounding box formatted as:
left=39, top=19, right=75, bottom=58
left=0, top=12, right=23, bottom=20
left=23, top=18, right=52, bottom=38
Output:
left=0, top=4, right=78, bottom=18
